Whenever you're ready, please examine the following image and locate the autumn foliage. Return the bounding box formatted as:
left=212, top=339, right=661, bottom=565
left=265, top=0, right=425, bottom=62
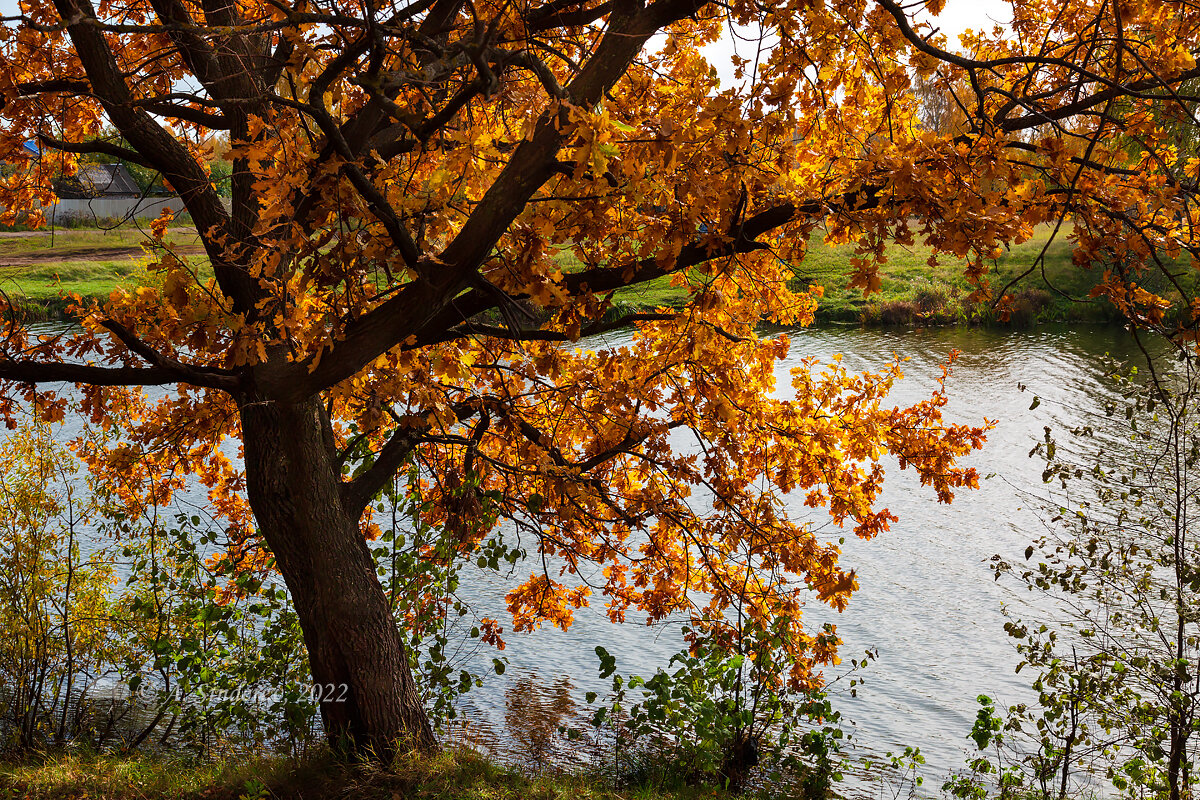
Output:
left=0, top=0, right=1194, bottom=755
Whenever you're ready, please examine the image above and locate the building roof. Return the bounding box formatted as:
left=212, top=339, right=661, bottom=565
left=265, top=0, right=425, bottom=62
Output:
left=54, top=163, right=142, bottom=198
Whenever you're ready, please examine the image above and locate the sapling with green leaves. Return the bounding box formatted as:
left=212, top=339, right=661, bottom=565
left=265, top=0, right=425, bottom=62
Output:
left=985, top=352, right=1200, bottom=800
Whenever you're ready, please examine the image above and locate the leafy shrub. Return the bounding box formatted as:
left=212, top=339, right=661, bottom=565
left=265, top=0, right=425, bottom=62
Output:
left=912, top=279, right=956, bottom=315
left=962, top=355, right=1200, bottom=800
left=589, top=623, right=849, bottom=797
left=0, top=415, right=510, bottom=756
left=0, top=418, right=123, bottom=749
left=863, top=300, right=918, bottom=326
left=1003, top=288, right=1052, bottom=327
left=110, top=513, right=319, bottom=756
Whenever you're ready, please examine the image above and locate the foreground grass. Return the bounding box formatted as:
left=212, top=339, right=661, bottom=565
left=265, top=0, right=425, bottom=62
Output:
left=0, top=748, right=732, bottom=800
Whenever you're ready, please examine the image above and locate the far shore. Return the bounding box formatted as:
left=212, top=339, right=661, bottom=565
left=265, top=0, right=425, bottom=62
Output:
left=0, top=224, right=1163, bottom=328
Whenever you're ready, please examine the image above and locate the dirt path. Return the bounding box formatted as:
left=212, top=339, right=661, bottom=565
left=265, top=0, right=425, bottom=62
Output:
left=0, top=244, right=206, bottom=266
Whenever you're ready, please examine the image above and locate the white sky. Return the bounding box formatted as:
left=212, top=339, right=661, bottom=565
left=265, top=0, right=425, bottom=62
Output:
left=0, top=0, right=1015, bottom=90
left=707, top=0, right=1014, bottom=88
left=0, top=0, right=1015, bottom=39
left=932, top=0, right=1013, bottom=41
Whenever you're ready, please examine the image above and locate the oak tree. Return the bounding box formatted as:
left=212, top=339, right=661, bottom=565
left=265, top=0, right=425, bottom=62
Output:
left=0, top=0, right=1196, bottom=758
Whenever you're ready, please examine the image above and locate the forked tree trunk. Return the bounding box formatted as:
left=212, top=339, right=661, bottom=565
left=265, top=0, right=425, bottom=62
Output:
left=240, top=394, right=436, bottom=759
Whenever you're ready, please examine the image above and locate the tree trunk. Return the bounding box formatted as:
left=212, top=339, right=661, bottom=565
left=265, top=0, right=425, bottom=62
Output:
left=240, top=394, right=435, bottom=759
left=1168, top=716, right=1185, bottom=800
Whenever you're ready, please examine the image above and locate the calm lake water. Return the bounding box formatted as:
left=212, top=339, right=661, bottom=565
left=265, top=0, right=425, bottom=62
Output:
left=29, top=321, right=1161, bottom=783
left=446, top=322, right=1163, bottom=784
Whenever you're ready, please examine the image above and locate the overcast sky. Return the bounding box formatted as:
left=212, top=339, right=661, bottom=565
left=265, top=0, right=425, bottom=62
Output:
left=706, top=0, right=1014, bottom=88
left=932, top=0, right=1013, bottom=40
left=0, top=0, right=1015, bottom=87
left=0, top=0, right=1015, bottom=37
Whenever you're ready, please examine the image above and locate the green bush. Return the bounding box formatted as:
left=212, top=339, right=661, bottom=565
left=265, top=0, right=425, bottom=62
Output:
left=588, top=623, right=850, bottom=797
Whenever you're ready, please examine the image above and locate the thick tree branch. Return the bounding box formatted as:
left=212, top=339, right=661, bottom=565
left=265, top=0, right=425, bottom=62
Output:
left=271, top=182, right=875, bottom=404
left=288, top=0, right=464, bottom=227
left=0, top=78, right=91, bottom=111
left=341, top=399, right=480, bottom=517
left=408, top=312, right=677, bottom=348
left=36, top=134, right=152, bottom=167
left=999, top=66, right=1200, bottom=133
left=99, top=319, right=240, bottom=390
left=526, top=0, right=614, bottom=31
left=136, top=100, right=230, bottom=130
left=269, top=91, right=423, bottom=271
left=0, top=359, right=186, bottom=387
left=144, top=0, right=223, bottom=93
left=51, top=0, right=255, bottom=312
left=271, top=0, right=680, bottom=401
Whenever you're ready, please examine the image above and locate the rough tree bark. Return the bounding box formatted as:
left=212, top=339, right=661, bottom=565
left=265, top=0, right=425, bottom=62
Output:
left=241, top=396, right=436, bottom=757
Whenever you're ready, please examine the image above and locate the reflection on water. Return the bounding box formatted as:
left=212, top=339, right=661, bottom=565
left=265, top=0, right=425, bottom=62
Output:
left=503, top=674, right=576, bottom=767
left=453, top=672, right=609, bottom=774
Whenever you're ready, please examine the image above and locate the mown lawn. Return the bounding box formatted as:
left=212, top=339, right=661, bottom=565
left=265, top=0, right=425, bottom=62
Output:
left=5, top=260, right=146, bottom=297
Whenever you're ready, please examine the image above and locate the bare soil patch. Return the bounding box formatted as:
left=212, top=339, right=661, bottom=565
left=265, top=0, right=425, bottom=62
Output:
left=0, top=244, right=205, bottom=266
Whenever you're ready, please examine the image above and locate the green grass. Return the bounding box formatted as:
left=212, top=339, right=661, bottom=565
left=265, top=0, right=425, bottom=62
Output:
left=0, top=259, right=153, bottom=321
left=3, top=224, right=1194, bottom=326
left=0, top=260, right=147, bottom=320
left=0, top=227, right=202, bottom=254
left=613, top=275, right=688, bottom=309
left=0, top=748, right=733, bottom=800
left=554, top=226, right=1199, bottom=325
left=0, top=748, right=298, bottom=800
left=549, top=247, right=688, bottom=311
left=0, top=228, right=207, bottom=319
left=796, top=226, right=1198, bottom=325
left=6, top=260, right=142, bottom=293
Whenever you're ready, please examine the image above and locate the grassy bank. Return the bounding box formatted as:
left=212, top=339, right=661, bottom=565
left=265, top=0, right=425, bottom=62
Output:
left=1, top=225, right=1190, bottom=326
left=580, top=226, right=1194, bottom=326
left=0, top=211, right=200, bottom=234
left=794, top=226, right=1193, bottom=325
left=0, top=227, right=206, bottom=320
left=0, top=748, right=733, bottom=800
